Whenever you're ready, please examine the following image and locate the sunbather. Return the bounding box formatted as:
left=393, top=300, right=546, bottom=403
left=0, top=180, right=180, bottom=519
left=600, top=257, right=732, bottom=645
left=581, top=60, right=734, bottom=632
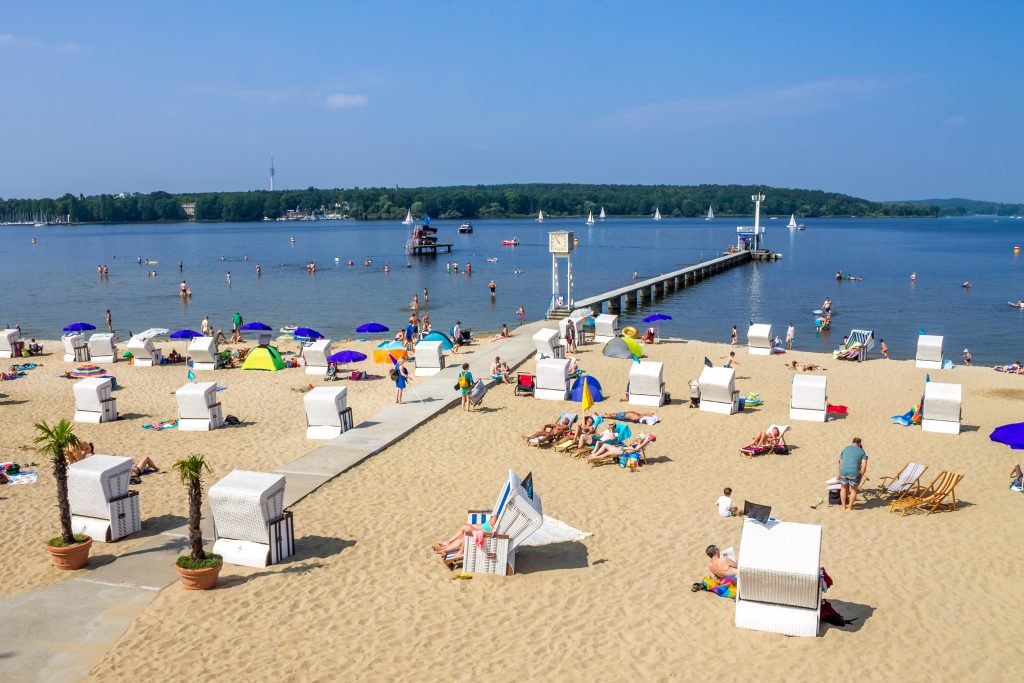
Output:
left=585, top=433, right=655, bottom=465
left=431, top=513, right=497, bottom=561
left=490, top=356, right=513, bottom=384
left=568, top=415, right=596, bottom=448
left=994, top=361, right=1023, bottom=373
left=522, top=416, right=572, bottom=445
left=599, top=410, right=660, bottom=425
left=706, top=544, right=737, bottom=579
left=65, top=441, right=94, bottom=463
left=130, top=456, right=160, bottom=483
left=751, top=427, right=785, bottom=450
left=790, top=360, right=827, bottom=372
left=1011, top=464, right=1023, bottom=491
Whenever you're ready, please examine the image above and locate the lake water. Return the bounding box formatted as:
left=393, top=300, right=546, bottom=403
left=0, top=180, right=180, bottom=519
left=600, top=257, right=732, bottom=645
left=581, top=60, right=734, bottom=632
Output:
left=2, top=215, right=1023, bottom=364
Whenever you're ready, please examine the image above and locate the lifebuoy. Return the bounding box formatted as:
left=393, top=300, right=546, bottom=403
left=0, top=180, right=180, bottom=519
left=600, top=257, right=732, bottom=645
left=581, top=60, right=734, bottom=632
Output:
left=622, top=326, right=638, bottom=338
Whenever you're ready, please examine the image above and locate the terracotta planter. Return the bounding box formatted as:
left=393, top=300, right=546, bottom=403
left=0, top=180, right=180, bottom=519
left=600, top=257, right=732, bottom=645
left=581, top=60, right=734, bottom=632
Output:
left=46, top=536, right=93, bottom=571
left=176, top=563, right=222, bottom=590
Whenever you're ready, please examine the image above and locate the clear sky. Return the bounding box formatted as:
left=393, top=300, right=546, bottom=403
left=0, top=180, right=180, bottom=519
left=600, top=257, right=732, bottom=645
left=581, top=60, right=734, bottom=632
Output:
left=2, top=0, right=1021, bottom=201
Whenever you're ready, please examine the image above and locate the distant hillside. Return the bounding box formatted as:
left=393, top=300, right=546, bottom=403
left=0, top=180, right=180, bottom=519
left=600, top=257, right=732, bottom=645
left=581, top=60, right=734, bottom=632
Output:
left=905, top=198, right=1024, bottom=216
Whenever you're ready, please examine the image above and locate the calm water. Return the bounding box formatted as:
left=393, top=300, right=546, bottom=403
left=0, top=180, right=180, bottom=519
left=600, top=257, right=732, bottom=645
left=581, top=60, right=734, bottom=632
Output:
left=2, top=216, right=1023, bottom=364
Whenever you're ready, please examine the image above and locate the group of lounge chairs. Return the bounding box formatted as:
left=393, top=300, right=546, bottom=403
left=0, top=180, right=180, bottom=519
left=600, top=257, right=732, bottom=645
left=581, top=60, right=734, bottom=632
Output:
left=850, top=462, right=963, bottom=516
left=523, top=412, right=654, bottom=469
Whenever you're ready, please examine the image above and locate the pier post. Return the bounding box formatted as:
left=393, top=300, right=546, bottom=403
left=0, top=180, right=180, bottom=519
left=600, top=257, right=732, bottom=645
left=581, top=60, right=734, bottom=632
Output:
left=638, top=287, right=649, bottom=305
left=674, top=275, right=684, bottom=289
left=654, top=281, right=665, bottom=298
left=684, top=273, right=693, bottom=286
left=625, top=290, right=638, bottom=308
left=663, top=279, right=674, bottom=294
left=607, top=296, right=620, bottom=313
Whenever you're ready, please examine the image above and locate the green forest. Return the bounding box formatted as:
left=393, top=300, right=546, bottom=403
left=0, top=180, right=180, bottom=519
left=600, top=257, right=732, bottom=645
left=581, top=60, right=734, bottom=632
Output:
left=1, top=183, right=939, bottom=224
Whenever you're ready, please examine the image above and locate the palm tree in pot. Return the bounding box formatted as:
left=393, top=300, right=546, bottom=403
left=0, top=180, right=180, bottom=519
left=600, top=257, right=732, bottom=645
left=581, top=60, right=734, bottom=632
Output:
left=34, top=419, right=92, bottom=569
left=173, top=454, right=222, bottom=589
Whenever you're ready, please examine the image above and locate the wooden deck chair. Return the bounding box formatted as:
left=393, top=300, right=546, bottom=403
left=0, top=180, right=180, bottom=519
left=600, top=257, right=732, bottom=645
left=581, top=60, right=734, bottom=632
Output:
left=889, top=470, right=963, bottom=516
left=871, top=462, right=927, bottom=501
left=551, top=437, right=576, bottom=452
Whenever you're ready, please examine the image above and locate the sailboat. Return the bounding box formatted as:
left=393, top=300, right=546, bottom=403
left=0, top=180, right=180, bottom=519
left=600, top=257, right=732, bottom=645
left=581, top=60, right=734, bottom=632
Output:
left=586, top=211, right=595, bottom=226
left=706, top=205, right=715, bottom=221
left=537, top=210, right=545, bottom=222
left=402, top=209, right=414, bottom=225
left=653, top=207, right=662, bottom=221
left=787, top=213, right=798, bottom=229
left=599, top=207, right=606, bottom=220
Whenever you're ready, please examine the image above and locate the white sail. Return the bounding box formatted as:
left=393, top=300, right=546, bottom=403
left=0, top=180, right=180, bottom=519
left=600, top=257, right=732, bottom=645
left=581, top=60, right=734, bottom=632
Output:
left=586, top=211, right=595, bottom=225
left=402, top=209, right=414, bottom=225
left=599, top=207, right=606, bottom=220
left=653, top=207, right=662, bottom=221
left=537, top=210, right=545, bottom=222
left=787, top=213, right=797, bottom=228
left=706, top=205, right=714, bottom=221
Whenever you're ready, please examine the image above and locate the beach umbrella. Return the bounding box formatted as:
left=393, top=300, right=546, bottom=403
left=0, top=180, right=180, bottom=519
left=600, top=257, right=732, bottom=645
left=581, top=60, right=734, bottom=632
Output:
left=602, top=337, right=636, bottom=360
left=356, top=322, right=389, bottom=334
left=70, top=364, right=106, bottom=377
left=63, top=322, right=95, bottom=333
left=136, top=327, right=169, bottom=341
left=293, top=327, right=324, bottom=340
left=990, top=423, right=1024, bottom=449
left=327, top=350, right=367, bottom=364
left=422, top=330, right=454, bottom=350
left=240, top=321, right=273, bottom=331
left=643, top=313, right=672, bottom=323
left=170, top=329, right=202, bottom=340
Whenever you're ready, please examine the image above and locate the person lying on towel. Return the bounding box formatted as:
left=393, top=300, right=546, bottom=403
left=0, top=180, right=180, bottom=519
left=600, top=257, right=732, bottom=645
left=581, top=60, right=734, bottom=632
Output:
left=691, top=545, right=738, bottom=597
left=599, top=410, right=660, bottom=425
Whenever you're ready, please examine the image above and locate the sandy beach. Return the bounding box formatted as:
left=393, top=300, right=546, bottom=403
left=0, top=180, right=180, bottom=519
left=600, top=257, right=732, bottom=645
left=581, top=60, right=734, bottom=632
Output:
left=3, top=330, right=1024, bottom=681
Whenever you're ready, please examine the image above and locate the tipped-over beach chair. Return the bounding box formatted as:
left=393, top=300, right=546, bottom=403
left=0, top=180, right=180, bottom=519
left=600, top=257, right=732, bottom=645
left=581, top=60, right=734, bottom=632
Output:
left=915, top=334, right=944, bottom=370
left=740, top=424, right=789, bottom=457
left=210, top=470, right=294, bottom=567
left=921, top=382, right=962, bottom=434
left=747, top=323, right=772, bottom=356
left=515, top=372, right=535, bottom=396
left=68, top=455, right=141, bottom=542
left=889, top=470, right=963, bottom=516
left=872, top=462, right=927, bottom=500
left=451, top=470, right=543, bottom=576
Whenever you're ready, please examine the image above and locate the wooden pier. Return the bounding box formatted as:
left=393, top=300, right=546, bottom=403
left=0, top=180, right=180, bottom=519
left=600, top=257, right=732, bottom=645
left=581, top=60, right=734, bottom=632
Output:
left=407, top=242, right=453, bottom=256
left=560, top=250, right=753, bottom=317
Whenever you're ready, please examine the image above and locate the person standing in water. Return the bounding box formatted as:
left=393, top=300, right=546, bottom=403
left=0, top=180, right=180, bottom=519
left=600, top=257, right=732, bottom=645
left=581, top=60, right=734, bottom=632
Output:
left=517, top=305, right=526, bottom=325
left=105, top=309, right=113, bottom=333
left=730, top=325, right=737, bottom=345
left=488, top=280, right=497, bottom=298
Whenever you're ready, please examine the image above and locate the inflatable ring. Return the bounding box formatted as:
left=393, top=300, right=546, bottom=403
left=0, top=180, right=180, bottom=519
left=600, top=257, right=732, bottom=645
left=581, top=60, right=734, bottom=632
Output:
left=280, top=325, right=298, bottom=334
left=622, top=326, right=638, bottom=338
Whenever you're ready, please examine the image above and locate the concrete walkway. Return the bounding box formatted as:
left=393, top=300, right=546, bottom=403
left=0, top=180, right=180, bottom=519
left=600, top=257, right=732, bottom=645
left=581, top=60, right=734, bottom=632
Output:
left=0, top=320, right=553, bottom=682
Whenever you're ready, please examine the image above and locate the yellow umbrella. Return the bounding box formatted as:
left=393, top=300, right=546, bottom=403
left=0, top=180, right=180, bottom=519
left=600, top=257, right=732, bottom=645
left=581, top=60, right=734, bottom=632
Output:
left=580, top=376, right=595, bottom=413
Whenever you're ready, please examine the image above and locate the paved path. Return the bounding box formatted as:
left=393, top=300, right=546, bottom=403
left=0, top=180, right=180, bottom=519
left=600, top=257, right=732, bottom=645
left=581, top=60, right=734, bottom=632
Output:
left=0, top=320, right=553, bottom=682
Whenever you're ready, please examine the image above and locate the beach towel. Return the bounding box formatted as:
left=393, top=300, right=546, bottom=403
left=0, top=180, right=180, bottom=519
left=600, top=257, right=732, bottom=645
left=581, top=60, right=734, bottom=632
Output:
left=744, top=392, right=764, bottom=407
left=142, top=419, right=179, bottom=431
left=827, top=404, right=848, bottom=414
left=6, top=472, right=39, bottom=485
left=700, top=576, right=737, bottom=599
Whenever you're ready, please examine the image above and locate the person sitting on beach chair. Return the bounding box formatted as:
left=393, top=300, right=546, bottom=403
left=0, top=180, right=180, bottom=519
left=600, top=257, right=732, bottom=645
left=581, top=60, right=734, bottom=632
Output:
left=740, top=425, right=789, bottom=456
left=555, top=415, right=596, bottom=451
left=599, top=410, right=660, bottom=425
left=431, top=513, right=497, bottom=565
left=522, top=416, right=573, bottom=446
left=585, top=433, right=655, bottom=468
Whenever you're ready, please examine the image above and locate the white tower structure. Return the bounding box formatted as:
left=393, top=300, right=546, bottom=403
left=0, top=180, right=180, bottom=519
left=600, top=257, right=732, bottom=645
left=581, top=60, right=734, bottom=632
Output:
left=736, top=192, right=766, bottom=251
left=548, top=231, right=575, bottom=315
left=269, top=154, right=275, bottom=191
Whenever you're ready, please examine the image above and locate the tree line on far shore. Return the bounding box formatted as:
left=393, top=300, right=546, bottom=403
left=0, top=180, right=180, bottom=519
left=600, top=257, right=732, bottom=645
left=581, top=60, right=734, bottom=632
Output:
left=1, top=183, right=942, bottom=224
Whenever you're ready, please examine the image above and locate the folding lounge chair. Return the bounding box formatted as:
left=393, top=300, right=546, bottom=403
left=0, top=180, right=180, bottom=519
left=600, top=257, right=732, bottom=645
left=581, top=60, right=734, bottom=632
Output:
left=739, top=424, right=789, bottom=457
left=889, top=470, right=963, bottom=516
left=515, top=373, right=535, bottom=396
left=871, top=462, right=927, bottom=500
left=526, top=413, right=578, bottom=447
left=588, top=435, right=652, bottom=469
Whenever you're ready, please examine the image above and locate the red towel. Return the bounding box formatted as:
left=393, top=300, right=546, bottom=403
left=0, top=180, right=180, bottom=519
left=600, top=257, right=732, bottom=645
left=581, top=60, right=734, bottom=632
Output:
left=827, top=404, right=848, bottom=414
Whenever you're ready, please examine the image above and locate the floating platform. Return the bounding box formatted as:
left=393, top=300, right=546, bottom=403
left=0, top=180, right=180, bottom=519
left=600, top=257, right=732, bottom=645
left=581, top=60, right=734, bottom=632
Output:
left=407, top=242, right=453, bottom=256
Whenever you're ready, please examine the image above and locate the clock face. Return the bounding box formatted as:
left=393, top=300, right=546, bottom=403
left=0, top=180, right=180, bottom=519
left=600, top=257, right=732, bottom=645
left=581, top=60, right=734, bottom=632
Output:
left=549, top=231, right=574, bottom=253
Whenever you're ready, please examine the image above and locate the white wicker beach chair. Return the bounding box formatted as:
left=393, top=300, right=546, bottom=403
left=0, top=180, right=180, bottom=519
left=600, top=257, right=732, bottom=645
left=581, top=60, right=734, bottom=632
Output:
left=304, top=386, right=353, bottom=439
left=461, top=470, right=544, bottom=576
left=188, top=336, right=220, bottom=371
left=533, top=328, right=565, bottom=360
left=62, top=333, right=88, bottom=362
left=747, top=323, right=772, bottom=355
left=534, top=358, right=570, bottom=400
left=698, top=366, right=739, bottom=415
left=916, top=334, right=944, bottom=369
left=413, top=340, right=445, bottom=376
left=628, top=361, right=665, bottom=407
left=303, top=338, right=333, bottom=375
left=68, top=454, right=141, bottom=542
left=87, top=333, right=117, bottom=363
left=175, top=381, right=223, bottom=431
left=735, top=518, right=822, bottom=638
left=127, top=335, right=163, bottom=367
left=0, top=329, right=21, bottom=359
left=594, top=314, right=619, bottom=343
left=210, top=470, right=294, bottom=568
left=73, top=376, right=118, bottom=424
left=922, top=381, right=961, bottom=434
left=790, top=375, right=828, bottom=422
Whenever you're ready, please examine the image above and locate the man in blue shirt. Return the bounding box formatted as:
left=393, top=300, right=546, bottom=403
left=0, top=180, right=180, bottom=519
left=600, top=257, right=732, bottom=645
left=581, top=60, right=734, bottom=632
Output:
left=837, top=437, right=868, bottom=510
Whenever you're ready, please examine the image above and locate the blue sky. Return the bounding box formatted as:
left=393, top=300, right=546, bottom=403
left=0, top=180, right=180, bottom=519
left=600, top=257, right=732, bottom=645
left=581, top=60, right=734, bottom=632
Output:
left=2, top=0, right=1021, bottom=201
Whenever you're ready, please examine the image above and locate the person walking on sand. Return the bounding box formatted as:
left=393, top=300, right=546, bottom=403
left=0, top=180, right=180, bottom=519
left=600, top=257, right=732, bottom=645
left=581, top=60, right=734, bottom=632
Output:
left=786, top=322, right=795, bottom=350
left=730, top=325, right=737, bottom=345
left=457, top=363, right=474, bottom=411
left=837, top=437, right=868, bottom=511
left=105, top=309, right=113, bottom=334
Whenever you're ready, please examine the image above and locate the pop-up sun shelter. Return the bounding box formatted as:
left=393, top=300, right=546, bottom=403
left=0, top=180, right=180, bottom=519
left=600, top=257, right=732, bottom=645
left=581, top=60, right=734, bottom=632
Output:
left=242, top=345, right=286, bottom=371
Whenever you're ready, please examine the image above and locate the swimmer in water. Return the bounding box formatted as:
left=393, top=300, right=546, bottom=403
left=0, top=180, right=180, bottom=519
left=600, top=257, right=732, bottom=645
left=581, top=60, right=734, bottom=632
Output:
left=962, top=280, right=971, bottom=288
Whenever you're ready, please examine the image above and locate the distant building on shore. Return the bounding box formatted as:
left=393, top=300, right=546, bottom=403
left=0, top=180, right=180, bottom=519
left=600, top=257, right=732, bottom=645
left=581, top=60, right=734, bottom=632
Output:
left=181, top=202, right=196, bottom=217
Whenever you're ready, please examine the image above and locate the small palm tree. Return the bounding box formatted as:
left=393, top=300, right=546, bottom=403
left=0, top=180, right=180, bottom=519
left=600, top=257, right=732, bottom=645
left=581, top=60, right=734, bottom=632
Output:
left=34, top=419, right=81, bottom=546
left=173, top=454, right=211, bottom=562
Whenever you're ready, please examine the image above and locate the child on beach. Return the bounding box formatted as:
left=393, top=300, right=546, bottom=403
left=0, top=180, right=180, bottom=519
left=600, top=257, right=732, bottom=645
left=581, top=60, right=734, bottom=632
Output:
left=880, top=339, right=889, bottom=359
left=720, top=351, right=738, bottom=368
left=717, top=488, right=738, bottom=517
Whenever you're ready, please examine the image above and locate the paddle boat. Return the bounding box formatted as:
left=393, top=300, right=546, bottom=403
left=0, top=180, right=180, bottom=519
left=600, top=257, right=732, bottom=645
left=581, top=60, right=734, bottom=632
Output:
left=501, top=238, right=520, bottom=246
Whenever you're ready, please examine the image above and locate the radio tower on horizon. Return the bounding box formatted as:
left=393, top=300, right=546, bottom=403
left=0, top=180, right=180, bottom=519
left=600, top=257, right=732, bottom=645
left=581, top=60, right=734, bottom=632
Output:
left=269, top=154, right=275, bottom=191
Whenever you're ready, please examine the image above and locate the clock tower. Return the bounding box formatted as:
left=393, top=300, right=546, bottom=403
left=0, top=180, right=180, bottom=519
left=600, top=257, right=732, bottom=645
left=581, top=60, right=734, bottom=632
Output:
left=548, top=230, right=575, bottom=315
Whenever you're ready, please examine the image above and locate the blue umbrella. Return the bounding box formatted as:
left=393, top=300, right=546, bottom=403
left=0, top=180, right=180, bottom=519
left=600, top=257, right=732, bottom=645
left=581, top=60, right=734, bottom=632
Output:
left=240, top=321, right=273, bottom=331
left=63, top=322, right=96, bottom=333
left=356, top=322, right=389, bottom=333
left=170, top=329, right=202, bottom=340
left=990, top=423, right=1024, bottom=449
left=293, top=327, right=324, bottom=340
left=643, top=313, right=673, bottom=323
left=422, top=330, right=454, bottom=350
left=328, top=350, right=367, bottom=364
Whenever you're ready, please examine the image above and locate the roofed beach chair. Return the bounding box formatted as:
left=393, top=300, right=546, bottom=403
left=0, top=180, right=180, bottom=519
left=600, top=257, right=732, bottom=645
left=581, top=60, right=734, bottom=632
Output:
left=889, top=470, right=963, bottom=516
left=88, top=333, right=117, bottom=363
left=176, top=381, right=223, bottom=431
left=872, top=462, right=928, bottom=500
left=73, top=376, right=118, bottom=424
left=188, top=336, right=221, bottom=371
left=127, top=334, right=163, bottom=367
left=304, top=386, right=353, bottom=439
left=559, top=316, right=587, bottom=346
left=535, top=357, right=570, bottom=400
left=915, top=334, right=944, bottom=370
left=790, top=375, right=828, bottom=422
left=303, top=338, right=332, bottom=375
left=62, top=333, right=89, bottom=362
left=594, top=313, right=619, bottom=343
left=628, top=361, right=665, bottom=407
left=735, top=519, right=823, bottom=638
left=413, top=339, right=445, bottom=376
left=698, top=366, right=740, bottom=415
left=747, top=323, right=772, bottom=356
left=834, top=329, right=874, bottom=362
left=921, top=382, right=961, bottom=434
left=533, top=328, right=565, bottom=360
left=448, top=470, right=543, bottom=576
left=0, top=329, right=21, bottom=359
left=210, top=470, right=294, bottom=568
left=68, top=454, right=141, bottom=542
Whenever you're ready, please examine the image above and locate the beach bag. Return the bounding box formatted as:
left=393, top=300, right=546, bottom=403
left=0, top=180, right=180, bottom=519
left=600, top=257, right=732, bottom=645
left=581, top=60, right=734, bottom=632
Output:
left=820, top=600, right=856, bottom=626
left=389, top=368, right=399, bottom=381
left=828, top=489, right=841, bottom=506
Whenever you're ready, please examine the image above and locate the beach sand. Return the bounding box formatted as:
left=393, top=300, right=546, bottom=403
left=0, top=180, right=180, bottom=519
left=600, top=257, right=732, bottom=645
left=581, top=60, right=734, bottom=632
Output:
left=4, top=333, right=1024, bottom=681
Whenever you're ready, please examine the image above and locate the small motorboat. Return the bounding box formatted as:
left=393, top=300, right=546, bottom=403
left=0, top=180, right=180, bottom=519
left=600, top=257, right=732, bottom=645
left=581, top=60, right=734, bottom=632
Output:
left=501, top=238, right=520, bottom=246
left=486, top=257, right=498, bottom=263
left=459, top=222, right=473, bottom=233
left=1008, top=301, right=1024, bottom=309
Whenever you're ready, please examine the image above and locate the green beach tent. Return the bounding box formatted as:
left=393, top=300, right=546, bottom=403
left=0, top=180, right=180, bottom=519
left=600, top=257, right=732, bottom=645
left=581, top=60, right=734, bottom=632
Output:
left=241, top=345, right=286, bottom=371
